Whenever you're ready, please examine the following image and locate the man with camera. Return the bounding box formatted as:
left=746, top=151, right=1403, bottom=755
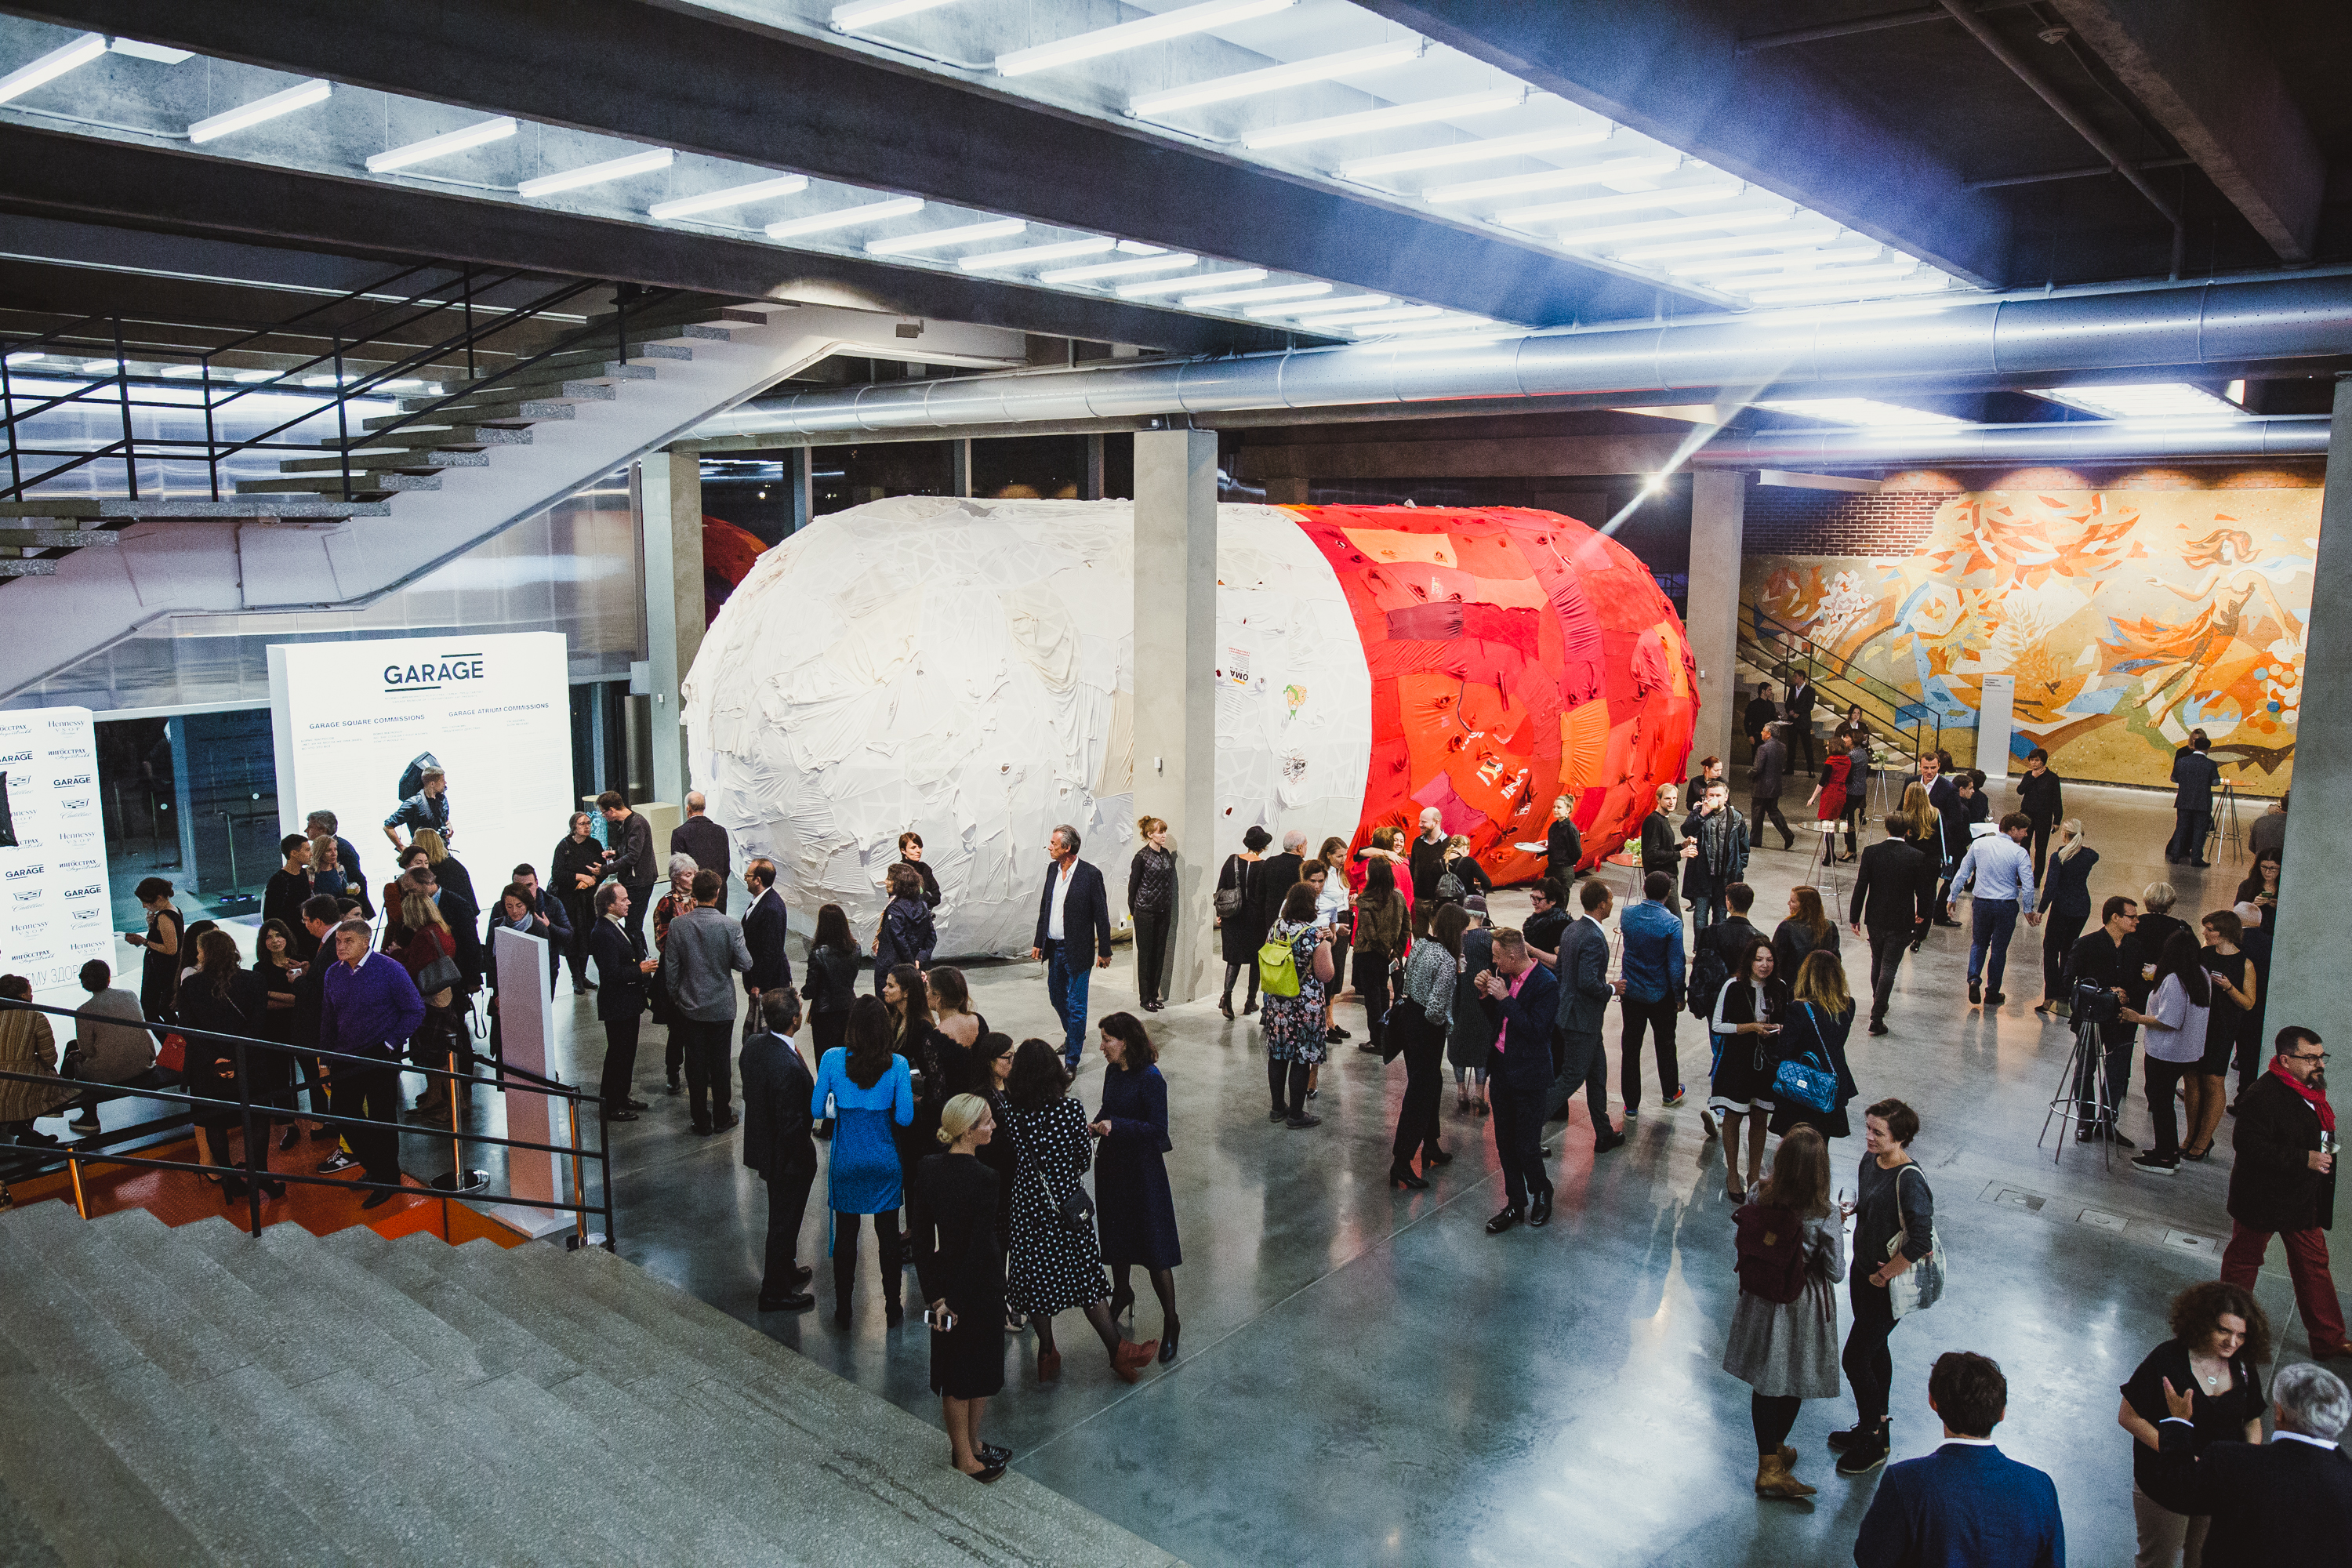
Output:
left=2062, top=895, right=2144, bottom=1146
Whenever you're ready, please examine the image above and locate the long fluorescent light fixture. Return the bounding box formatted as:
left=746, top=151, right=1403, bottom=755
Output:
left=1615, top=223, right=1842, bottom=263
left=517, top=146, right=674, bottom=198
left=2031, top=383, right=2245, bottom=420
left=1119, top=267, right=1263, bottom=298
left=766, top=195, right=923, bottom=238
left=1756, top=398, right=1965, bottom=428
left=1668, top=244, right=1882, bottom=278
left=1182, top=281, right=1330, bottom=308
left=1252, top=293, right=1388, bottom=318
left=1425, top=154, right=1679, bottom=206
left=866, top=216, right=1026, bottom=255
left=0, top=31, right=106, bottom=105
left=1563, top=205, right=1798, bottom=249
left=1243, top=88, right=1523, bottom=151
left=832, top=0, right=962, bottom=29
left=1295, top=305, right=1443, bottom=328
left=187, top=78, right=331, bottom=143
left=1502, top=181, right=1740, bottom=229
left=648, top=173, right=809, bottom=220
left=109, top=38, right=193, bottom=64
left=1362, top=315, right=1503, bottom=337
left=366, top=116, right=517, bottom=173
left=1129, top=38, right=1421, bottom=117
left=1732, top=259, right=1919, bottom=294
left=960, top=236, right=1116, bottom=270
left=998, top=0, right=1296, bottom=78
left=1339, top=124, right=1611, bottom=180
left=1748, top=272, right=1951, bottom=306
left=1044, top=252, right=1197, bottom=283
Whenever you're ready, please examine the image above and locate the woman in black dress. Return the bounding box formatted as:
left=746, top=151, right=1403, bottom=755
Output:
left=2117, top=1280, right=2269, bottom=1565
left=175, top=929, right=285, bottom=1202
left=971, top=1033, right=1020, bottom=1263
left=1709, top=937, right=1790, bottom=1203
left=1215, top=826, right=1270, bottom=1018
left=917, top=1094, right=1010, bottom=1484
left=889, top=962, right=960, bottom=1281
left=252, top=919, right=312, bottom=1151
left=126, top=877, right=184, bottom=1021
left=1769, top=950, right=1860, bottom=1143
left=804, top=902, right=863, bottom=1062
left=550, top=812, right=606, bottom=994
left=1091, top=1013, right=1181, bottom=1363
left=2034, top=820, right=2097, bottom=1018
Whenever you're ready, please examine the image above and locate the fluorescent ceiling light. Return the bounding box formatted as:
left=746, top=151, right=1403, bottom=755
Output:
left=1243, top=88, right=1523, bottom=150
left=1425, top=154, right=1679, bottom=205
left=1338, top=124, right=1611, bottom=180
left=0, top=31, right=106, bottom=105
left=109, top=38, right=194, bottom=64
left=1501, top=180, right=1740, bottom=229
left=998, top=0, right=1297, bottom=78
left=648, top=174, right=809, bottom=220
left=866, top=216, right=1026, bottom=255
left=517, top=146, right=674, bottom=198
left=1755, top=398, right=1965, bottom=428
left=1748, top=272, right=1952, bottom=306
left=187, top=78, right=332, bottom=143
left=78, top=361, right=118, bottom=374
left=366, top=116, right=517, bottom=173
left=1042, top=252, right=1198, bottom=283
left=1562, top=205, right=1797, bottom=249
left=959, top=236, right=1116, bottom=270
left=1114, top=241, right=1168, bottom=254
left=161, top=364, right=205, bottom=378
left=1668, top=244, right=1882, bottom=278
left=1253, top=293, right=1388, bottom=318
left=1119, top=267, right=1265, bottom=298
left=1358, top=315, right=1501, bottom=336
left=766, top=195, right=924, bottom=238
left=1615, top=223, right=1842, bottom=263
left=1129, top=38, right=1421, bottom=117
left=2031, top=383, right=2246, bottom=420
left=1181, top=281, right=1330, bottom=308
left=303, top=375, right=354, bottom=387
left=1295, top=305, right=1444, bottom=328
left=233, top=368, right=279, bottom=383
left=832, top=0, right=962, bottom=29
left=4, top=351, right=45, bottom=365
left=1729, top=258, right=1918, bottom=292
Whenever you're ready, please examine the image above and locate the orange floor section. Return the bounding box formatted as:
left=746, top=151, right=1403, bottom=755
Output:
left=2, top=1124, right=529, bottom=1248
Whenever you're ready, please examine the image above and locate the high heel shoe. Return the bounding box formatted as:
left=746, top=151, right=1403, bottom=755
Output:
left=1106, top=1286, right=1135, bottom=1320
left=1158, top=1319, right=1179, bottom=1363
left=1218, top=997, right=1235, bottom=1020
left=1424, top=1145, right=1453, bottom=1165
left=1388, top=1161, right=1430, bottom=1189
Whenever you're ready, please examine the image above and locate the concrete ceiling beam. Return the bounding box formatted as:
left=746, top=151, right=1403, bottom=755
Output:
left=2046, top=0, right=2325, bottom=262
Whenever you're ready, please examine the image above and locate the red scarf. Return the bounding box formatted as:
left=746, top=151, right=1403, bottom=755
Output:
left=2270, top=1057, right=2336, bottom=1134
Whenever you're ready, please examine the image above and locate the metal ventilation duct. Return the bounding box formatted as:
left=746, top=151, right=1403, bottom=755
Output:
left=1687, top=415, right=2332, bottom=468
left=699, top=273, right=2352, bottom=440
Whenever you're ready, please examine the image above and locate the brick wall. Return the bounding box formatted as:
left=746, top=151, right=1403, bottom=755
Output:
left=1742, top=488, right=1944, bottom=556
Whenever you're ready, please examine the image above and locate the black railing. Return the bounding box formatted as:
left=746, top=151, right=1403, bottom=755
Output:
left=0, top=265, right=684, bottom=510
left=1739, top=601, right=1944, bottom=768
left=0, top=998, right=612, bottom=1248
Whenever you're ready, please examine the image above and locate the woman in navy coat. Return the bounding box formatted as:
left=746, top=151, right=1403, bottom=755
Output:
left=1090, top=1012, right=1182, bottom=1363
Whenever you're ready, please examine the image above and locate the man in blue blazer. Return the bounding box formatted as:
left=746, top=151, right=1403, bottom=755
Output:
left=1032, top=823, right=1113, bottom=1070
left=1550, top=879, right=1628, bottom=1155
left=1855, top=1351, right=2064, bottom=1568
left=1475, top=928, right=1561, bottom=1233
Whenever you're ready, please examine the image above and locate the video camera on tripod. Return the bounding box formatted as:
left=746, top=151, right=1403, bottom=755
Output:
left=2071, top=980, right=2122, bottom=1027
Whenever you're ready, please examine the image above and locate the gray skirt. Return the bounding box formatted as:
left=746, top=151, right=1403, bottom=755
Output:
left=1721, top=1221, right=1846, bottom=1399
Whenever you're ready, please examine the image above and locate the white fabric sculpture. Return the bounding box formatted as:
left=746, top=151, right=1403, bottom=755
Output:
left=684, top=495, right=1370, bottom=957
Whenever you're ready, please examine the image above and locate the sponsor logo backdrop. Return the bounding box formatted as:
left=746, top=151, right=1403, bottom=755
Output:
left=0, top=706, right=113, bottom=993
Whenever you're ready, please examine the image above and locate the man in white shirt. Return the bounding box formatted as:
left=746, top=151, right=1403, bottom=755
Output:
left=1030, top=825, right=1112, bottom=1071
left=1947, top=812, right=2041, bottom=1007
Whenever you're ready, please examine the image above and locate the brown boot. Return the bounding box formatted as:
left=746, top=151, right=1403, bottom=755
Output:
left=1755, top=1452, right=1817, bottom=1499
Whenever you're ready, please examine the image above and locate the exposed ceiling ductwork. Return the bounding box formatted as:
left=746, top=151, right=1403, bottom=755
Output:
left=1686, top=414, right=2330, bottom=468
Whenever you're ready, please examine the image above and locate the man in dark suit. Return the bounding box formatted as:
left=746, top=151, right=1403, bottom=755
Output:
left=671, top=790, right=731, bottom=911
left=1548, top=880, right=1626, bottom=1153
left=1031, top=823, right=1112, bottom=1073
left=1748, top=723, right=1795, bottom=850
left=1786, top=674, right=1819, bottom=775
left=1474, top=928, right=1562, bottom=1232
left=1855, top=1352, right=2065, bottom=1568
left=2152, top=1360, right=2352, bottom=1567
left=740, top=856, right=793, bottom=1018
left=2168, top=732, right=2221, bottom=866
left=1849, top=819, right=1933, bottom=1036
left=739, top=987, right=818, bottom=1312
left=1743, top=684, right=1780, bottom=753
left=2220, top=1025, right=2346, bottom=1358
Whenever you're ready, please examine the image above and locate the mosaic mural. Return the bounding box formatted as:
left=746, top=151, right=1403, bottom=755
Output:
left=1744, top=488, right=2317, bottom=791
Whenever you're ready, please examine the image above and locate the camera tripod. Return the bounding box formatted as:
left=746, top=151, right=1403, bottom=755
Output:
left=2038, top=1009, right=2119, bottom=1170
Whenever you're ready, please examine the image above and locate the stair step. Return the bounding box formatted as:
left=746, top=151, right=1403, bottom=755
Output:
left=342, top=1234, right=582, bottom=1387
left=321, top=425, right=533, bottom=452
left=539, top=341, right=693, bottom=367
left=236, top=474, right=441, bottom=495
left=176, top=1218, right=435, bottom=1388
left=0, top=499, right=391, bottom=519
left=270, top=1225, right=489, bottom=1382
left=361, top=402, right=572, bottom=432
left=0, top=1338, right=204, bottom=1568
left=275, top=449, right=491, bottom=475
left=584, top=307, right=756, bottom=336
left=0, top=560, right=59, bottom=576
left=401, top=377, right=623, bottom=412
left=0, top=528, right=117, bottom=548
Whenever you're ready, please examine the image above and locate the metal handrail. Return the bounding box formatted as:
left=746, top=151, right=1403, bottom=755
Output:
left=0, top=997, right=612, bottom=1248
left=1737, top=601, right=1944, bottom=769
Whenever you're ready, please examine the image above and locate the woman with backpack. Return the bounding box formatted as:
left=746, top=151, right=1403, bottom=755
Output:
left=1723, top=1125, right=1844, bottom=1499
left=1259, top=884, right=1337, bottom=1130
left=1214, top=826, right=1270, bottom=1019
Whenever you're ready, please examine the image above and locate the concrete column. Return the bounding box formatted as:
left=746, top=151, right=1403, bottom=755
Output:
left=949, top=438, right=973, bottom=498
left=637, top=447, right=704, bottom=805
left=785, top=447, right=812, bottom=533
left=2266, top=375, right=2348, bottom=1124
left=1082, top=433, right=1105, bottom=500
left=1133, top=429, right=1218, bottom=1003
left=1686, top=470, right=1749, bottom=768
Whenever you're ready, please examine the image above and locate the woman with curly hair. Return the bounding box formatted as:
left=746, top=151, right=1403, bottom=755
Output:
left=2117, top=1279, right=2271, bottom=1566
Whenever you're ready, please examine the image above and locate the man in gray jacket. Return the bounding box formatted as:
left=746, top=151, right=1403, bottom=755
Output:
left=659, top=868, right=754, bottom=1134
left=1549, top=880, right=1627, bottom=1155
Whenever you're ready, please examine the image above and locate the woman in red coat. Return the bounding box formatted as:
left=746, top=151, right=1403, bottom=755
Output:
left=1806, top=736, right=1855, bottom=867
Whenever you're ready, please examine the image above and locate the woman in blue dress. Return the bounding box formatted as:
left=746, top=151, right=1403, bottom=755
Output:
left=811, top=994, right=914, bottom=1329
left=1091, top=1012, right=1181, bottom=1363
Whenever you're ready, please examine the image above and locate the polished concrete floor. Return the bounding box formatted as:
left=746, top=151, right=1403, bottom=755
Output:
left=166, top=782, right=2318, bottom=1566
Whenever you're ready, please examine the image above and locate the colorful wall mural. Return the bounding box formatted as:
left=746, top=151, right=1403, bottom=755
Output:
left=1744, top=487, right=2316, bottom=792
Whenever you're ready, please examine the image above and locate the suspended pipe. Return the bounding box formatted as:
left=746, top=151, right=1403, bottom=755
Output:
left=1686, top=415, right=2331, bottom=469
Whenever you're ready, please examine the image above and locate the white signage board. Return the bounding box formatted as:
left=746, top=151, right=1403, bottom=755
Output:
left=1977, top=673, right=2017, bottom=792
left=485, top=923, right=573, bottom=1239
left=0, top=706, right=111, bottom=998
left=267, top=633, right=573, bottom=912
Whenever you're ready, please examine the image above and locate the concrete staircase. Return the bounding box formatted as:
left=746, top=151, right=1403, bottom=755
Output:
left=0, top=1203, right=1179, bottom=1568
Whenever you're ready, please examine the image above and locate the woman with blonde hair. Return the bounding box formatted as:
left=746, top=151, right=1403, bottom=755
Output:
left=916, top=1092, right=1009, bottom=1483
left=393, top=886, right=466, bottom=1115
left=2034, top=819, right=2098, bottom=1018
left=1770, top=951, right=1861, bottom=1142
left=1722, top=1124, right=1845, bottom=1499
left=1127, top=816, right=1177, bottom=1012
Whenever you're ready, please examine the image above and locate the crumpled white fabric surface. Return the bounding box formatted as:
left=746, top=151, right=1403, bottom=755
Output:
left=682, top=496, right=1372, bottom=957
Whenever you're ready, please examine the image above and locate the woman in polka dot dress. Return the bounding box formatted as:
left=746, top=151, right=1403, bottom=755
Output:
left=1260, top=883, right=1336, bottom=1129
left=1002, top=1039, right=1158, bottom=1383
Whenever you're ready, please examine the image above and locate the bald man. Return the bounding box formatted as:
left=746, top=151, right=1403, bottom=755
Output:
left=670, top=791, right=731, bottom=913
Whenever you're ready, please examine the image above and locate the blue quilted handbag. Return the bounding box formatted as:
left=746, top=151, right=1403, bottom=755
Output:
left=1769, top=1005, right=1838, bottom=1112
